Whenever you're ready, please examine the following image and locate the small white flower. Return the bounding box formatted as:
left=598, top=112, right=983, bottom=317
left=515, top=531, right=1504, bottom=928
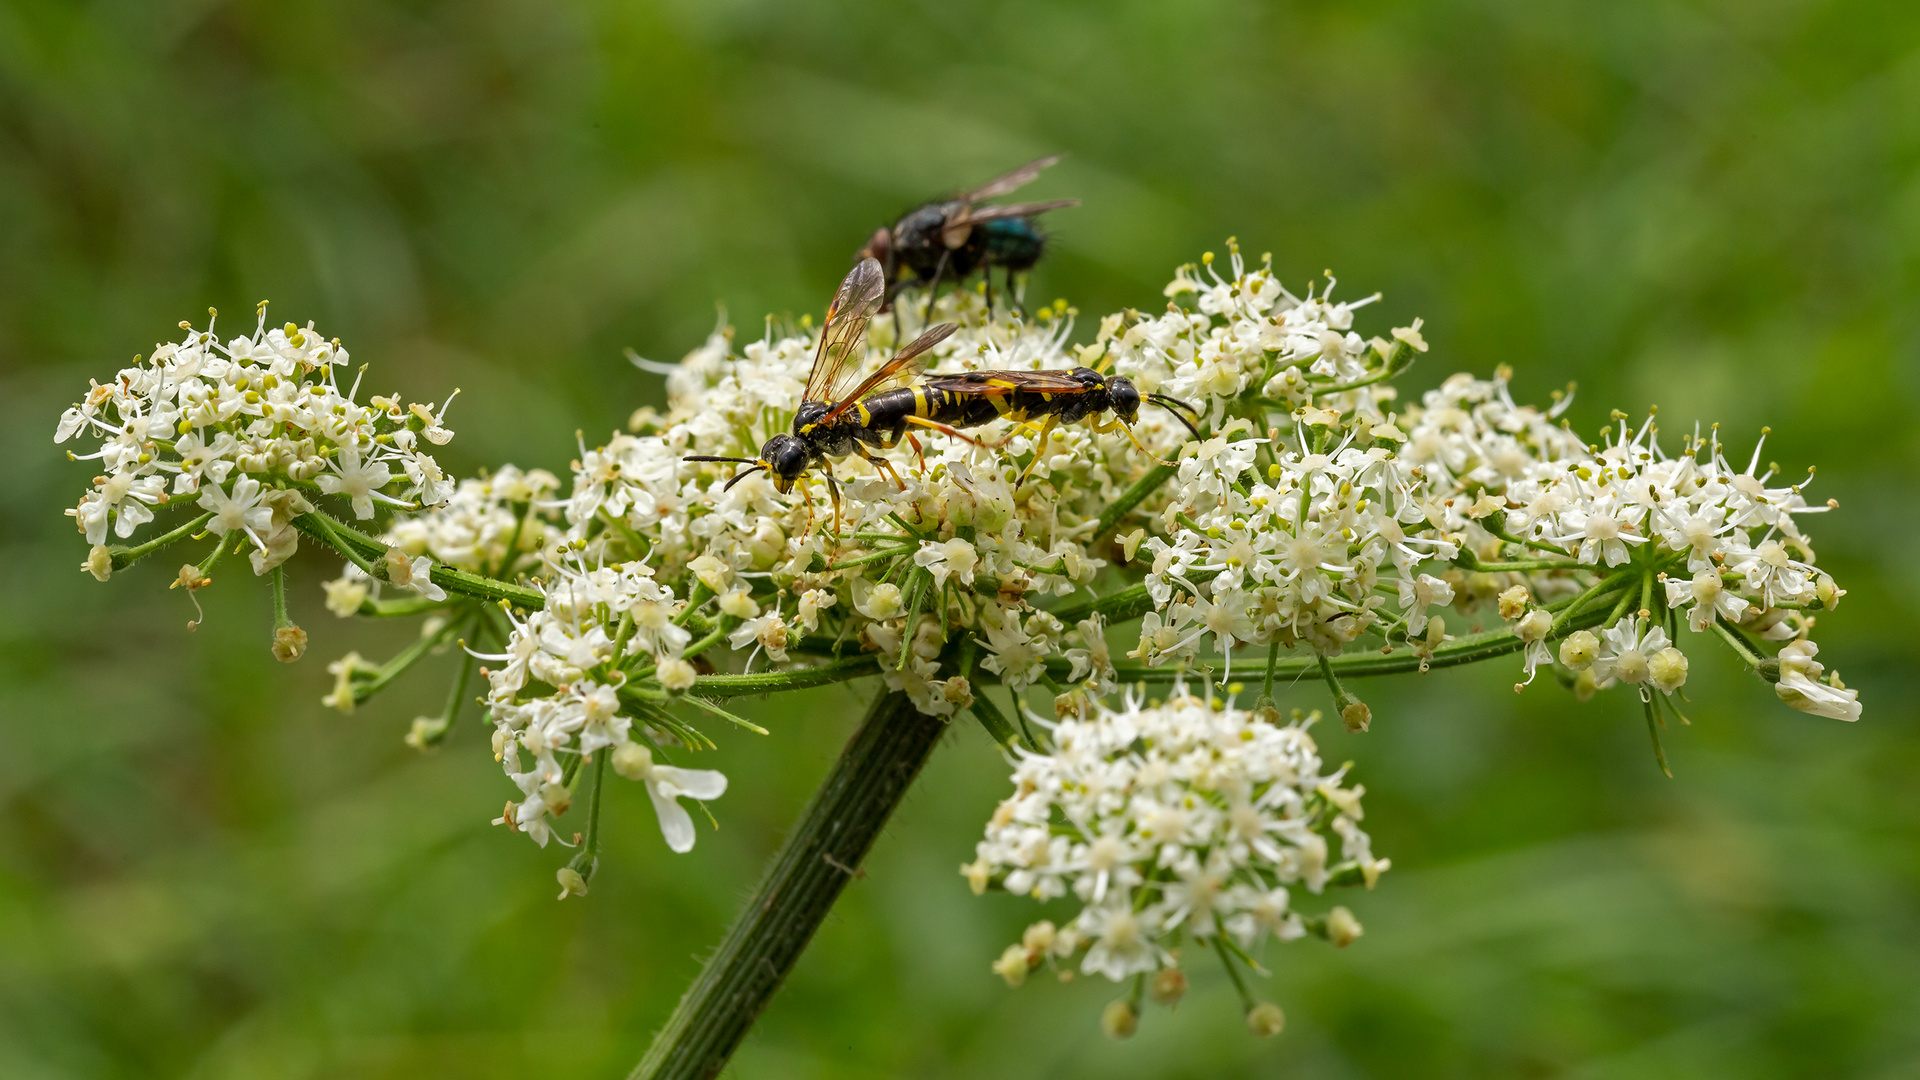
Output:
left=612, top=742, right=728, bottom=852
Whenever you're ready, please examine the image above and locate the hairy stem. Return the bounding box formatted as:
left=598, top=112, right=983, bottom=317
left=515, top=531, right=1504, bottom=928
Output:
left=108, top=511, right=215, bottom=571
left=291, top=511, right=546, bottom=609
left=631, top=690, right=944, bottom=1080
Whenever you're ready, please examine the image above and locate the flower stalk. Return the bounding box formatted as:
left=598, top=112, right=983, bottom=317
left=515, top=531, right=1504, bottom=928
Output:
left=630, top=689, right=943, bottom=1080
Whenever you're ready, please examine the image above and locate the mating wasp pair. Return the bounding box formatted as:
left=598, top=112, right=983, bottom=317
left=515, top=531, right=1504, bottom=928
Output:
left=687, top=257, right=1200, bottom=525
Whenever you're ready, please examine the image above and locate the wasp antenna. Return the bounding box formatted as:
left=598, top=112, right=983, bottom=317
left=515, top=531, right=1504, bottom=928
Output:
left=1149, top=397, right=1203, bottom=439
left=722, top=465, right=768, bottom=491
left=1148, top=393, right=1202, bottom=418
left=685, top=455, right=761, bottom=465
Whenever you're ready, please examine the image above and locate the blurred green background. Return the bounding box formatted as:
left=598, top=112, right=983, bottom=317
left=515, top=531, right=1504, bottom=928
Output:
left=3, top=1, right=1916, bottom=1077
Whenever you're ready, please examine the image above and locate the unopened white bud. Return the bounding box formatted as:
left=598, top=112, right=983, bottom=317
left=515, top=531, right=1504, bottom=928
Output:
left=555, top=866, right=588, bottom=900
left=1516, top=608, right=1552, bottom=643
left=612, top=741, right=653, bottom=780
left=1150, top=967, right=1188, bottom=1007
left=961, top=858, right=992, bottom=896
left=1246, top=1001, right=1286, bottom=1037
left=1559, top=630, right=1599, bottom=670
left=991, top=944, right=1030, bottom=987
left=656, top=657, right=698, bottom=691
left=688, top=553, right=733, bottom=594
left=1649, top=646, right=1689, bottom=692
left=718, top=587, right=759, bottom=619
left=1326, top=905, right=1363, bottom=947
left=84, top=545, right=113, bottom=581
left=1101, top=999, right=1138, bottom=1040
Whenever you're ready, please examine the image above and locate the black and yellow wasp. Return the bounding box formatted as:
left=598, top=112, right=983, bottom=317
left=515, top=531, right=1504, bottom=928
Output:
left=685, top=258, right=960, bottom=518
left=687, top=258, right=1202, bottom=521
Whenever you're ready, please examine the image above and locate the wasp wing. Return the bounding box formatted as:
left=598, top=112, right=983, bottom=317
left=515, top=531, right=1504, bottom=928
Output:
left=921, top=369, right=1093, bottom=395
left=817, top=322, right=959, bottom=425
left=960, top=155, right=1063, bottom=202
left=804, top=257, right=888, bottom=405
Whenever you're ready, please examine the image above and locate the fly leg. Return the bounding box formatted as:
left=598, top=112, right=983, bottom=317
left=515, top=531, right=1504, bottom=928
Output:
left=923, top=249, right=950, bottom=326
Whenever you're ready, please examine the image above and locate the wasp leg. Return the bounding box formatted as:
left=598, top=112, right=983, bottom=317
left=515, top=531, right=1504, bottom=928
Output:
left=793, top=475, right=819, bottom=540
left=1094, top=414, right=1177, bottom=467
left=1014, top=415, right=1059, bottom=488
left=824, top=466, right=845, bottom=535
left=851, top=443, right=905, bottom=491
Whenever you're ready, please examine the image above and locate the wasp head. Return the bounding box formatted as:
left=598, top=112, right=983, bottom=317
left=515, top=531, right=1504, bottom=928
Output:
left=760, top=433, right=812, bottom=493
left=1107, top=375, right=1143, bottom=425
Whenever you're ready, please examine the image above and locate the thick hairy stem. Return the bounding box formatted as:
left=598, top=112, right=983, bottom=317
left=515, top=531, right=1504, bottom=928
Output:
left=631, top=689, right=944, bottom=1080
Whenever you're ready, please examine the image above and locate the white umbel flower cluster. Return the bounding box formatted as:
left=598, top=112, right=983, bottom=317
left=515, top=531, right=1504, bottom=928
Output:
left=321, top=465, right=565, bottom=618
left=58, top=307, right=457, bottom=577
left=963, top=690, right=1384, bottom=987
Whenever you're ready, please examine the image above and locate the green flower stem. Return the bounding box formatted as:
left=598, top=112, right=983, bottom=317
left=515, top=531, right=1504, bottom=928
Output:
left=107, top=511, right=214, bottom=571
left=619, top=655, right=882, bottom=708
left=631, top=690, right=945, bottom=1080
left=355, top=595, right=450, bottom=618
left=352, top=617, right=463, bottom=705
left=1050, top=568, right=1223, bottom=627
left=270, top=564, right=293, bottom=631
left=1093, top=461, right=1179, bottom=541
left=1046, top=597, right=1619, bottom=685
left=1455, top=553, right=1587, bottom=573
left=292, top=511, right=546, bottom=609
left=1713, top=615, right=1765, bottom=670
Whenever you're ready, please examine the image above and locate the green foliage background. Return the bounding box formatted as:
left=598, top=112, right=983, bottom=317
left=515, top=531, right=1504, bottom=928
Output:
left=3, top=2, right=1916, bottom=1076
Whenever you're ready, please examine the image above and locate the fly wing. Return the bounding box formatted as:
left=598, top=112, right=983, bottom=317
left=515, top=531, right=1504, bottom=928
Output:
left=804, top=258, right=887, bottom=404
left=945, top=199, right=1080, bottom=228
left=960, top=155, right=1063, bottom=202
left=922, top=369, right=1091, bottom=395
left=817, top=322, right=959, bottom=425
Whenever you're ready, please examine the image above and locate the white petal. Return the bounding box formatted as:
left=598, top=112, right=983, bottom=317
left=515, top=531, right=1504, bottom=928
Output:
left=654, top=765, right=728, bottom=802
left=648, top=784, right=697, bottom=853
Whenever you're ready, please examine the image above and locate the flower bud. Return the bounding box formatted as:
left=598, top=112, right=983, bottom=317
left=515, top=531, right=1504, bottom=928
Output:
left=1022, top=920, right=1057, bottom=954
left=555, top=866, right=588, bottom=900
left=1573, top=666, right=1599, bottom=702
left=613, top=741, right=653, bottom=780
left=1100, top=999, right=1138, bottom=1040
left=1815, top=574, right=1843, bottom=610
left=961, top=858, right=992, bottom=896
left=271, top=624, right=307, bottom=663
left=1326, top=905, right=1363, bottom=947
left=1516, top=608, right=1552, bottom=643
left=1246, top=1001, right=1286, bottom=1037
left=688, top=553, right=733, bottom=594
left=382, top=546, right=415, bottom=586
left=991, top=944, right=1030, bottom=987
left=1337, top=692, right=1371, bottom=734
left=1498, top=585, right=1531, bottom=621
left=656, top=656, right=698, bottom=691
left=84, top=545, right=113, bottom=582
left=718, top=587, right=759, bottom=619
left=1649, top=646, right=1689, bottom=693
left=1559, top=629, right=1599, bottom=670
left=1149, top=967, right=1188, bottom=1007
left=405, top=715, right=449, bottom=750
left=538, top=781, right=572, bottom=816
